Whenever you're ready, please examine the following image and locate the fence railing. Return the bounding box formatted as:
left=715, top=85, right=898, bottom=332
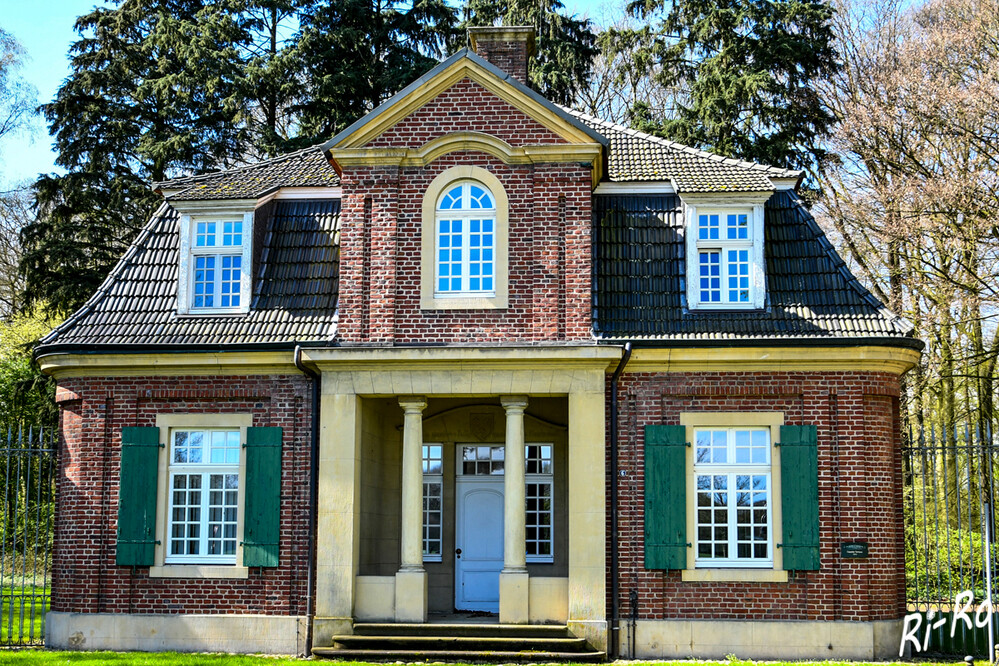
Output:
left=1, top=426, right=56, bottom=647
left=905, top=420, right=999, bottom=656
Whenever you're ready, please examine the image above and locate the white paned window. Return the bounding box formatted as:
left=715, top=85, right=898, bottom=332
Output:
left=435, top=182, right=496, bottom=297
left=422, top=444, right=443, bottom=561
left=693, top=428, right=772, bottom=568
left=167, top=429, right=240, bottom=564
left=696, top=212, right=752, bottom=305
left=525, top=444, right=553, bottom=562
left=191, top=220, right=243, bottom=309
left=461, top=444, right=505, bottom=475
left=177, top=211, right=254, bottom=315
left=685, top=203, right=766, bottom=310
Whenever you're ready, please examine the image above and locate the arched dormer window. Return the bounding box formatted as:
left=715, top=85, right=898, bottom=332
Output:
left=421, top=166, right=509, bottom=310
left=436, top=182, right=496, bottom=296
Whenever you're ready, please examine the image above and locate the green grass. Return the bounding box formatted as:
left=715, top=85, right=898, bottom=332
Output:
left=0, top=656, right=987, bottom=666
left=0, top=585, right=49, bottom=644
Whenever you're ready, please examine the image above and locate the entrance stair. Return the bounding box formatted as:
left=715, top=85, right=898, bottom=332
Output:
left=313, top=622, right=606, bottom=662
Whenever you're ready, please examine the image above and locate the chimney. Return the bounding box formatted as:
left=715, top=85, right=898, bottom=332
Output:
left=467, top=26, right=536, bottom=86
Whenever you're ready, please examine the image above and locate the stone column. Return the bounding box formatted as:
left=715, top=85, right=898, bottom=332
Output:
left=396, top=396, right=428, bottom=622
left=500, top=395, right=529, bottom=623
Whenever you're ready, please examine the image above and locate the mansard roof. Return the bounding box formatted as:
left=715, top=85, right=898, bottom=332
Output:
left=37, top=53, right=915, bottom=354
left=592, top=191, right=915, bottom=342
left=38, top=199, right=340, bottom=350
left=568, top=109, right=802, bottom=192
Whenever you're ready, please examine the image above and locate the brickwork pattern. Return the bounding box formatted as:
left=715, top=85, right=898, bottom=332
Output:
left=367, top=79, right=566, bottom=149
left=337, top=151, right=592, bottom=344
left=610, top=371, right=905, bottom=622
left=472, top=39, right=530, bottom=86
left=52, top=375, right=313, bottom=615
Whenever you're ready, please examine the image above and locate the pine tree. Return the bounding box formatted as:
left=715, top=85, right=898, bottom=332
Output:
left=19, top=0, right=250, bottom=315
left=463, top=0, right=597, bottom=106
left=294, top=0, right=460, bottom=144
left=627, top=0, right=840, bottom=173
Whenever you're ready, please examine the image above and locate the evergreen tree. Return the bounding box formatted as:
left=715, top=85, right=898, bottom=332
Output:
left=19, top=0, right=250, bottom=315
left=463, top=0, right=597, bottom=106
left=294, top=0, right=460, bottom=144
left=627, top=0, right=840, bottom=173
left=238, top=0, right=308, bottom=158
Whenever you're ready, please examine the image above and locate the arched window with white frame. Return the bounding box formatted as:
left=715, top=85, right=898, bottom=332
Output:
left=435, top=181, right=496, bottom=297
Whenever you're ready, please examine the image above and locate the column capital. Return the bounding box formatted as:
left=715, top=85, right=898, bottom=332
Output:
left=398, top=396, right=428, bottom=413
left=500, top=395, right=529, bottom=412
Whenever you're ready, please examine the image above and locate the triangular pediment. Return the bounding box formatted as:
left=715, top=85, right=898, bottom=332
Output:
left=322, top=50, right=607, bottom=151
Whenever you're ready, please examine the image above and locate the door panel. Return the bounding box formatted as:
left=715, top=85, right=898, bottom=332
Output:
left=455, top=480, right=503, bottom=611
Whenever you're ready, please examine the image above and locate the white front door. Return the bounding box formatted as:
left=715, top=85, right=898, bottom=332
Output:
left=454, top=476, right=504, bottom=611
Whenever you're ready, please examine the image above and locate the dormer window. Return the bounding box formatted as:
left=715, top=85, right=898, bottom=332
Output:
left=695, top=212, right=752, bottom=305
left=192, top=220, right=244, bottom=308
left=683, top=198, right=768, bottom=310
left=176, top=208, right=255, bottom=315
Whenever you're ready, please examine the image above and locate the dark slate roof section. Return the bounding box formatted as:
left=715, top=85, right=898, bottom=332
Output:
left=566, top=109, right=802, bottom=192
left=323, top=49, right=608, bottom=151
left=592, top=190, right=916, bottom=342
left=154, top=146, right=340, bottom=201
left=37, top=199, right=340, bottom=349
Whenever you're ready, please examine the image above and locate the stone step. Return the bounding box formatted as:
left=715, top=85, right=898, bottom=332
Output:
left=332, top=634, right=589, bottom=652
left=312, top=647, right=607, bottom=663
left=352, top=622, right=572, bottom=638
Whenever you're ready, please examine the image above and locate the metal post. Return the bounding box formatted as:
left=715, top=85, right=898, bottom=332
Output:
left=984, top=500, right=995, bottom=665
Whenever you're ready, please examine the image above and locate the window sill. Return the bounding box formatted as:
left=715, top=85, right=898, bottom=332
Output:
left=681, top=569, right=788, bottom=583
left=175, top=310, right=250, bottom=318
left=421, top=295, right=507, bottom=310
left=149, top=565, right=249, bottom=579
left=687, top=304, right=764, bottom=312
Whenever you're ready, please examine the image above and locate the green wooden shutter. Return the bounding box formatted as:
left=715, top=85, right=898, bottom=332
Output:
left=117, top=426, right=160, bottom=566
left=243, top=426, right=283, bottom=567
left=644, top=424, right=688, bottom=569
left=780, top=425, right=820, bottom=570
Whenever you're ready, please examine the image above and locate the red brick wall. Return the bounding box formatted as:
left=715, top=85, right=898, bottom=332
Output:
left=471, top=39, right=530, bottom=85
left=51, top=375, right=313, bottom=615
left=367, top=79, right=564, bottom=149
left=610, top=370, right=905, bottom=622
left=336, top=150, right=592, bottom=344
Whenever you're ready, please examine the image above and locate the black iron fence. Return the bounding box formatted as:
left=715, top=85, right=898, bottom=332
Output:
left=905, top=420, right=999, bottom=657
left=1, top=426, right=56, bottom=647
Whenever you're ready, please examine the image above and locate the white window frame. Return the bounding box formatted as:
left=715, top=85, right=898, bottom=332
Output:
left=683, top=196, right=768, bottom=310
left=422, top=443, right=444, bottom=562
left=150, top=413, right=252, bottom=579
left=420, top=166, right=509, bottom=310
left=679, top=412, right=788, bottom=583
left=692, top=427, right=773, bottom=569
left=434, top=181, right=497, bottom=298
left=165, top=428, right=241, bottom=565
left=176, top=207, right=254, bottom=315
left=525, top=443, right=554, bottom=564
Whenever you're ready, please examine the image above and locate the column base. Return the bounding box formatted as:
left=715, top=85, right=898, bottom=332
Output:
left=394, top=570, right=428, bottom=623
left=499, top=571, right=530, bottom=624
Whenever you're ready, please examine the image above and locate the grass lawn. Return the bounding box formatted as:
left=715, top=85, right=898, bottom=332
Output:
left=0, top=585, right=49, bottom=644
left=0, top=655, right=987, bottom=666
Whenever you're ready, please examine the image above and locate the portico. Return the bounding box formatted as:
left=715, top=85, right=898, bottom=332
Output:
left=304, top=346, right=618, bottom=652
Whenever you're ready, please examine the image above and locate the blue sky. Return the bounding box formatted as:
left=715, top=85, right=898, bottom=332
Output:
left=0, top=0, right=622, bottom=188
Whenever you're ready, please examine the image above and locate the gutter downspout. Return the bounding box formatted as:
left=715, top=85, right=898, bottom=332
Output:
left=609, top=342, right=632, bottom=659
left=295, top=345, right=321, bottom=655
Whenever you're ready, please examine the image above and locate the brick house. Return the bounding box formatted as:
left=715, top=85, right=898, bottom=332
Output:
left=36, top=27, right=921, bottom=660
